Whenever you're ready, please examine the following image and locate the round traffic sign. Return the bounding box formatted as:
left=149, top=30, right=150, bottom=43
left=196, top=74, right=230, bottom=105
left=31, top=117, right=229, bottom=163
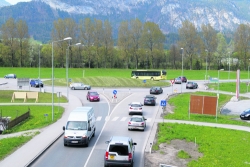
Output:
left=113, top=90, right=117, bottom=94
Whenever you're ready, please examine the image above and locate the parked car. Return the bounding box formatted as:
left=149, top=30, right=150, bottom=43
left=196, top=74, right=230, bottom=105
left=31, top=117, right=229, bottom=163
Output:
left=30, top=79, right=43, bottom=88
left=240, top=108, right=250, bottom=120
left=86, top=90, right=100, bottom=102
left=178, top=76, right=187, bottom=83
left=4, top=74, right=16, bottom=79
left=174, top=77, right=182, bottom=84
left=186, top=82, right=198, bottom=89
left=144, top=95, right=156, bottom=106
left=104, top=136, right=137, bottom=167
left=150, top=86, right=163, bottom=94
left=128, top=102, right=143, bottom=115
left=128, top=115, right=147, bottom=131
left=70, top=82, right=91, bottom=90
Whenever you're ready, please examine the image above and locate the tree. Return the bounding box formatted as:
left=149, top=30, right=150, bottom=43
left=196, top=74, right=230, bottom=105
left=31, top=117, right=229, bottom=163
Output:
left=141, top=21, right=165, bottom=68
left=201, top=24, right=218, bottom=70
left=102, top=20, right=113, bottom=68
left=178, top=20, right=201, bottom=70
left=215, top=33, right=227, bottom=69
left=234, top=24, right=250, bottom=70
left=1, top=18, right=17, bottom=67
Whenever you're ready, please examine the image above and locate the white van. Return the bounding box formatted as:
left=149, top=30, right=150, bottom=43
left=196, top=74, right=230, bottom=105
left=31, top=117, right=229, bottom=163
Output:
left=63, top=106, right=96, bottom=147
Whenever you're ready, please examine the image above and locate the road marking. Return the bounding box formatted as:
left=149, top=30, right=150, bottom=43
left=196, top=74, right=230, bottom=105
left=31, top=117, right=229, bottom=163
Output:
left=120, top=117, right=127, bottom=121
left=96, top=116, right=102, bottom=121
left=112, top=117, right=119, bottom=121
left=105, top=116, right=110, bottom=121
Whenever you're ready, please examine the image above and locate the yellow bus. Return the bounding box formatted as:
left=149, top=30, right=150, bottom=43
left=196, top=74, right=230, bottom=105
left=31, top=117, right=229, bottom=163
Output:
left=131, top=70, right=167, bottom=80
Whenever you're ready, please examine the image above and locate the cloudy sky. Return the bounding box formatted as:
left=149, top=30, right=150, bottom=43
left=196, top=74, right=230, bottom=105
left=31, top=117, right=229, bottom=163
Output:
left=6, top=0, right=31, bottom=5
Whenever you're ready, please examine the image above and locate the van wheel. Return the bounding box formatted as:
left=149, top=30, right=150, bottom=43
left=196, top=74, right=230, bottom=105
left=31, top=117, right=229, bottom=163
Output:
left=93, top=130, right=95, bottom=137
left=85, top=139, right=89, bottom=147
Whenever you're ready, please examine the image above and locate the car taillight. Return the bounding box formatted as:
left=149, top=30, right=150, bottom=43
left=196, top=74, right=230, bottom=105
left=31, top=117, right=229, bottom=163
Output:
left=139, top=107, right=142, bottom=110
left=130, top=107, right=133, bottom=109
left=128, top=122, right=131, bottom=124
left=105, top=151, right=109, bottom=160
left=128, top=153, right=132, bottom=161
left=64, top=136, right=68, bottom=138
left=141, top=122, right=144, bottom=125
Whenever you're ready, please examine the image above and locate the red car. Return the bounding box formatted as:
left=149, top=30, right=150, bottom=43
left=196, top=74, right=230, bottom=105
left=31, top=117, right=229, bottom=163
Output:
left=86, top=90, right=100, bottom=102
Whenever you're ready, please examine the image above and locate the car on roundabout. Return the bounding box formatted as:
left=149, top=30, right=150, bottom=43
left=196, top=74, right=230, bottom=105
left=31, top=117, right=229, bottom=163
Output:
left=30, top=79, right=44, bottom=88
left=174, top=77, right=182, bottom=84
left=144, top=95, right=156, bottom=106
left=150, top=86, right=163, bottom=94
left=86, top=90, right=100, bottom=102
left=128, top=102, right=143, bottom=115
left=128, top=115, right=147, bottom=131
left=178, top=76, right=187, bottom=83
left=186, top=81, right=198, bottom=89
left=240, top=108, right=250, bottom=120
left=70, top=82, right=91, bottom=90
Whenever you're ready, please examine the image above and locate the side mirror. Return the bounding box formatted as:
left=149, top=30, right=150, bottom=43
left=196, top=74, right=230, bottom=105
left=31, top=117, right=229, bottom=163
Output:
left=63, top=126, right=65, bottom=130
left=133, top=142, right=137, bottom=145
left=144, top=118, right=147, bottom=120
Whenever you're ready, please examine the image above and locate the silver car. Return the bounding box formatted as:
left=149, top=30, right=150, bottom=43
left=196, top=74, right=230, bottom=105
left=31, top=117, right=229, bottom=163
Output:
left=128, top=102, right=143, bottom=115
left=128, top=115, right=147, bottom=131
left=70, top=82, right=91, bottom=90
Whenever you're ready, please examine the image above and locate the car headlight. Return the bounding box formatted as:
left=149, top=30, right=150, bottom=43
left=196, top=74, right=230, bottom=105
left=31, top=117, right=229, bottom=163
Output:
left=245, top=114, right=250, bottom=117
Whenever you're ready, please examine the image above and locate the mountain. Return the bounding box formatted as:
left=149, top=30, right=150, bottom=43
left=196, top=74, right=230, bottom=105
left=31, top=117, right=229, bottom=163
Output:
left=0, top=0, right=250, bottom=42
left=0, top=0, right=11, bottom=7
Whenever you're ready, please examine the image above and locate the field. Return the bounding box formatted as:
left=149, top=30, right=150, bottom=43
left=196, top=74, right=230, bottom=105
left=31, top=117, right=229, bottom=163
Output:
left=1, top=68, right=250, bottom=165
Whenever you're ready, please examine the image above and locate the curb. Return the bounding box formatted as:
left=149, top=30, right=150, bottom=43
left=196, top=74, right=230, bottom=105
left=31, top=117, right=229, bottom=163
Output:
left=0, top=82, right=8, bottom=86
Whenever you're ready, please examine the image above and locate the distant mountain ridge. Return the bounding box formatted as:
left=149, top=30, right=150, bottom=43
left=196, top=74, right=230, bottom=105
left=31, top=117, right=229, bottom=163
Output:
left=0, top=0, right=11, bottom=6
left=0, top=0, right=250, bottom=42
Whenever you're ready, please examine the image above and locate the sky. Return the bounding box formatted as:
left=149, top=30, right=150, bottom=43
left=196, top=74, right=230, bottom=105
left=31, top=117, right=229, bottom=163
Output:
left=5, top=0, right=32, bottom=5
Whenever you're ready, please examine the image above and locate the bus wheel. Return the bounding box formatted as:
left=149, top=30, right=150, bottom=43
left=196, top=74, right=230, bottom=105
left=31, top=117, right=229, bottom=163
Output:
left=150, top=77, right=154, bottom=80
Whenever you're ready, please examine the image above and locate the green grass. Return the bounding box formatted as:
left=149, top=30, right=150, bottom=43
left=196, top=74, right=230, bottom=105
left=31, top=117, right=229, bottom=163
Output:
left=0, top=132, right=39, bottom=160
left=165, top=92, right=250, bottom=126
left=208, top=82, right=250, bottom=93
left=177, top=150, right=191, bottom=159
left=155, top=123, right=250, bottom=167
left=0, top=90, right=67, bottom=103
left=0, top=105, right=64, bottom=134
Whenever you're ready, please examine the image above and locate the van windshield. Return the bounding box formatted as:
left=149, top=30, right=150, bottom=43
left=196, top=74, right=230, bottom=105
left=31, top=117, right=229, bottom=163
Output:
left=66, top=121, right=87, bottom=130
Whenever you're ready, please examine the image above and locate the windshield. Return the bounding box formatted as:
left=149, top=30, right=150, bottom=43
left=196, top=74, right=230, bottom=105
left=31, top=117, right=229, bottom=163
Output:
left=90, top=92, right=98, bottom=96
left=66, top=121, right=87, bottom=130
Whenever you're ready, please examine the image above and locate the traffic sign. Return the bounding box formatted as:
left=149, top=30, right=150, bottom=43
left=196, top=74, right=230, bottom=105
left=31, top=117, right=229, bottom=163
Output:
left=143, top=80, right=146, bottom=83
left=170, top=79, right=175, bottom=84
left=160, top=100, right=167, bottom=106
left=113, top=90, right=117, bottom=95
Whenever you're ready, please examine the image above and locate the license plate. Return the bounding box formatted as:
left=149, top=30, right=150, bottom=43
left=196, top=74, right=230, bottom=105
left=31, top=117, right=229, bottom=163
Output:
left=71, top=141, right=78, bottom=143
left=109, top=155, right=114, bottom=160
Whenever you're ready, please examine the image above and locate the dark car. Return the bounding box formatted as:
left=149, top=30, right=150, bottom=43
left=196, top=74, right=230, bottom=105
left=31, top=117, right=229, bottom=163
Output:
left=186, top=82, right=198, bottom=89
left=144, top=95, right=156, bottom=106
left=240, top=108, right=250, bottom=120
left=179, top=76, right=187, bottom=83
left=150, top=87, right=163, bottom=94
left=86, top=90, right=100, bottom=102
left=30, top=79, right=43, bottom=88
left=4, top=74, right=16, bottom=79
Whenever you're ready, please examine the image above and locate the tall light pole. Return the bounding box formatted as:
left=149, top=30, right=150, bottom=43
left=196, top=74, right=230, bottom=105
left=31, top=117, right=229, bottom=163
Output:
left=52, top=37, right=72, bottom=121
left=66, top=42, right=81, bottom=101
left=228, top=52, right=231, bottom=80
left=205, top=49, right=208, bottom=82
left=181, top=48, right=184, bottom=93
left=39, top=44, right=42, bottom=92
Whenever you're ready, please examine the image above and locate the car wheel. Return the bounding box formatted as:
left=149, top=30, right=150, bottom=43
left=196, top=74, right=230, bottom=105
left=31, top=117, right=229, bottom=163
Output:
left=128, top=128, right=130, bottom=131
left=64, top=143, right=67, bottom=146
left=85, top=138, right=89, bottom=147
left=92, top=130, right=95, bottom=137
left=130, top=161, right=134, bottom=167
left=84, top=87, right=87, bottom=90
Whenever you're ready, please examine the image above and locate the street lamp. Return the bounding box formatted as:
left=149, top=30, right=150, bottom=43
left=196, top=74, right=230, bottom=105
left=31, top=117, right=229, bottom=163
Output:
left=205, top=49, right=208, bottom=82
left=39, top=44, right=42, bottom=92
left=52, top=37, right=72, bottom=121
left=181, top=48, right=184, bottom=93
left=66, top=42, right=81, bottom=101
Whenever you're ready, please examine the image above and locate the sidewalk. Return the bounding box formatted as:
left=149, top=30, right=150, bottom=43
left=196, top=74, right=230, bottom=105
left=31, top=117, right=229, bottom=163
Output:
left=0, top=94, right=83, bottom=167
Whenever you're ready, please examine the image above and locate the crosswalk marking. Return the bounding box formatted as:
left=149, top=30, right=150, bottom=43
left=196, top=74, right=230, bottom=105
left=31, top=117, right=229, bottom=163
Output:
left=120, top=117, right=127, bottom=121
left=112, top=117, right=119, bottom=121
left=96, top=116, right=102, bottom=121
left=96, top=116, right=153, bottom=122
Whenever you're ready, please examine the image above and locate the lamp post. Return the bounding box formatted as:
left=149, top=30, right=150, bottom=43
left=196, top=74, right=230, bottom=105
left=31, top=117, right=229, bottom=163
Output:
left=181, top=48, right=184, bottom=93
left=39, top=44, right=42, bottom=92
left=228, top=52, right=231, bottom=80
left=52, top=37, right=72, bottom=121
left=66, top=42, right=81, bottom=101
left=205, top=49, right=208, bottom=82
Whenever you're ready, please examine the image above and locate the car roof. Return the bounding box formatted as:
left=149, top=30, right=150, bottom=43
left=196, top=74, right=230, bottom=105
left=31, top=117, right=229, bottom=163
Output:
left=109, top=136, right=132, bottom=144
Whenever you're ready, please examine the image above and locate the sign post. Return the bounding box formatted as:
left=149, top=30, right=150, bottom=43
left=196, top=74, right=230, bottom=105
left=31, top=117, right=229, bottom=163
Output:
left=160, top=100, right=167, bottom=125
left=113, top=90, right=117, bottom=102
left=170, top=79, right=175, bottom=93
left=143, top=79, right=146, bottom=86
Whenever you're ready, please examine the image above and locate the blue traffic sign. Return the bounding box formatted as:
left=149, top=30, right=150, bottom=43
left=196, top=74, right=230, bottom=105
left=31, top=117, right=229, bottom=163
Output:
left=143, top=80, right=146, bottom=83
left=160, top=100, right=167, bottom=106
left=113, top=90, right=117, bottom=95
